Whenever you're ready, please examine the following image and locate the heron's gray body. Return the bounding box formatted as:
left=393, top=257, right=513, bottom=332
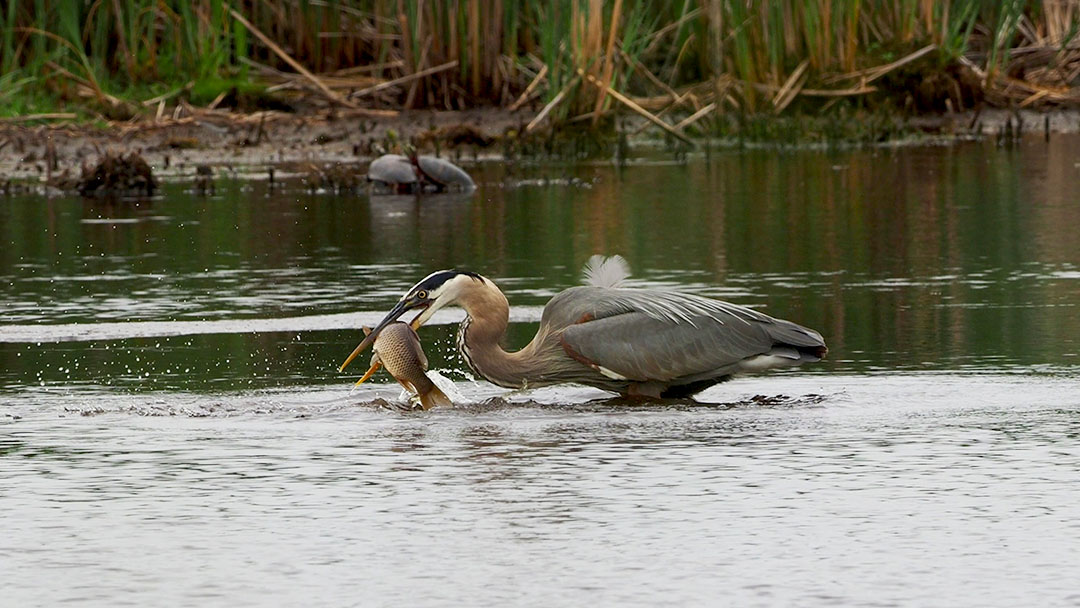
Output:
left=450, top=257, right=826, bottom=398
left=570, top=287, right=818, bottom=386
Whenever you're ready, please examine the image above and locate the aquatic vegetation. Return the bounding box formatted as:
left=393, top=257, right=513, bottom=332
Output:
left=69, top=151, right=158, bottom=197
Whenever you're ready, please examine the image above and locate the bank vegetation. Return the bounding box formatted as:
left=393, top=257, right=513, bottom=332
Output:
left=1, top=1, right=1079, bottom=141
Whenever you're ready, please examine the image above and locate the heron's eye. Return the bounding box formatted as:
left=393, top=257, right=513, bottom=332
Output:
left=416, top=290, right=428, bottom=300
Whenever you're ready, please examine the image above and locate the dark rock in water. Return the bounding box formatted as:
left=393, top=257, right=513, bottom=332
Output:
left=165, top=136, right=200, bottom=149
left=194, top=164, right=215, bottom=196
left=298, top=162, right=364, bottom=194
left=366, top=154, right=418, bottom=193
left=76, top=152, right=157, bottom=197
left=366, top=153, right=474, bottom=195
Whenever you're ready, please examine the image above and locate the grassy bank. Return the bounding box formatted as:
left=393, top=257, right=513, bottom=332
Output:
left=1, top=1, right=1078, bottom=140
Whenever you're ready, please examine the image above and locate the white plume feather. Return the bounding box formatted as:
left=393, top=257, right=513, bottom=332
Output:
left=582, top=255, right=631, bottom=288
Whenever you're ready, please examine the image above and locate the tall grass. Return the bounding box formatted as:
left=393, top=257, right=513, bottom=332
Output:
left=0, top=1, right=1077, bottom=120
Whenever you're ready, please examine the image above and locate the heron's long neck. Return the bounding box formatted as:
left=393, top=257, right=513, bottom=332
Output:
left=457, top=281, right=547, bottom=389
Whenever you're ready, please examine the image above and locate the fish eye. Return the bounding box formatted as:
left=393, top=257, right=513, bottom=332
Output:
left=416, top=290, right=428, bottom=300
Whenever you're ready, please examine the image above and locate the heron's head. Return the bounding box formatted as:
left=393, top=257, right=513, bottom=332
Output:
left=338, top=270, right=482, bottom=372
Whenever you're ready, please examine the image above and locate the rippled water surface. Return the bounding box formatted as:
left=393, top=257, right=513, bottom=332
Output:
left=3, top=138, right=1080, bottom=606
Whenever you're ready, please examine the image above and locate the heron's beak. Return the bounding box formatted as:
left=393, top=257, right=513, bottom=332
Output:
left=410, top=300, right=440, bottom=329
left=339, top=299, right=416, bottom=372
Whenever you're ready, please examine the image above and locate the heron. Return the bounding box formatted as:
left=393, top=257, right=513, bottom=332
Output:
left=340, top=256, right=827, bottom=399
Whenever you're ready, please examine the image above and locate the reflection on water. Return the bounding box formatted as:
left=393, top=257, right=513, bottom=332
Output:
left=2, top=137, right=1080, bottom=606
left=2, top=137, right=1080, bottom=387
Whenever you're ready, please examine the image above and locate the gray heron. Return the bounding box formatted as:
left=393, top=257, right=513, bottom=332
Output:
left=340, top=256, right=827, bottom=398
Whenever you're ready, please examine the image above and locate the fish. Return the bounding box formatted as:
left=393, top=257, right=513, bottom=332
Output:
left=354, top=321, right=453, bottom=410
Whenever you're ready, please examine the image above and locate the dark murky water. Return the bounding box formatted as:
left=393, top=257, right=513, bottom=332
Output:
left=2, top=137, right=1080, bottom=606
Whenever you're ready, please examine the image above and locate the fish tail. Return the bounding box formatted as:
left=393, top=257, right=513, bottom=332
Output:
left=418, top=385, right=453, bottom=410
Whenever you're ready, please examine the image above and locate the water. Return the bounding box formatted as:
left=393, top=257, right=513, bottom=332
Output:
left=2, top=138, right=1080, bottom=606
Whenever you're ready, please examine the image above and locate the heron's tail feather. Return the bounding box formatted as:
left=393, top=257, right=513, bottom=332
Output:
left=583, top=255, right=631, bottom=288
left=418, top=385, right=453, bottom=410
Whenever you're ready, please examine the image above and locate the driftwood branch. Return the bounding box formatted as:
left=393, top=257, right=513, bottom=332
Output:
left=231, top=8, right=379, bottom=114
left=509, top=64, right=548, bottom=112
left=0, top=113, right=77, bottom=122
left=673, top=103, right=717, bottom=130
left=526, top=77, right=579, bottom=132
left=577, top=68, right=695, bottom=146
left=773, top=59, right=809, bottom=112
left=348, top=60, right=458, bottom=99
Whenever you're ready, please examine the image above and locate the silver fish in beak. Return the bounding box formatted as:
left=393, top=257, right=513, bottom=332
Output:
left=353, top=321, right=452, bottom=410
left=339, top=269, right=476, bottom=377
left=339, top=297, right=424, bottom=373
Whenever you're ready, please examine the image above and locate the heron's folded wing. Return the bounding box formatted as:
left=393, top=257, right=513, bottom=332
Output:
left=560, top=311, right=773, bottom=382
left=555, top=287, right=825, bottom=382
left=548, top=286, right=825, bottom=342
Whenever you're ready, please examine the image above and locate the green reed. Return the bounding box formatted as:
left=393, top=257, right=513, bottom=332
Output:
left=0, top=1, right=1074, bottom=122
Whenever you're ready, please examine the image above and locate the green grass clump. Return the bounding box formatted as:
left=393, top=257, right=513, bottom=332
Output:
left=189, top=78, right=264, bottom=106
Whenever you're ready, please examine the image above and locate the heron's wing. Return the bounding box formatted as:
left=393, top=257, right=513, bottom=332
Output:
left=556, top=287, right=824, bottom=383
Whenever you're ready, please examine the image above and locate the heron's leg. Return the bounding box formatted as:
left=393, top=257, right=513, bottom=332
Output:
left=660, top=376, right=729, bottom=399
left=625, top=382, right=664, bottom=399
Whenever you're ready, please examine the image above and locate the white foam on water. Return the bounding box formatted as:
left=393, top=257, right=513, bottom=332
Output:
left=428, top=370, right=472, bottom=405
left=0, top=306, right=546, bottom=343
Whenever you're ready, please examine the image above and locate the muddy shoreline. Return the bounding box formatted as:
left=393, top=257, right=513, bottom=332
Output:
left=2, top=107, right=1078, bottom=188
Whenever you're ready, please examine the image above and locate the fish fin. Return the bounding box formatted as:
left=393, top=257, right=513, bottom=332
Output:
left=361, top=325, right=373, bottom=336
left=418, top=385, right=453, bottom=410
